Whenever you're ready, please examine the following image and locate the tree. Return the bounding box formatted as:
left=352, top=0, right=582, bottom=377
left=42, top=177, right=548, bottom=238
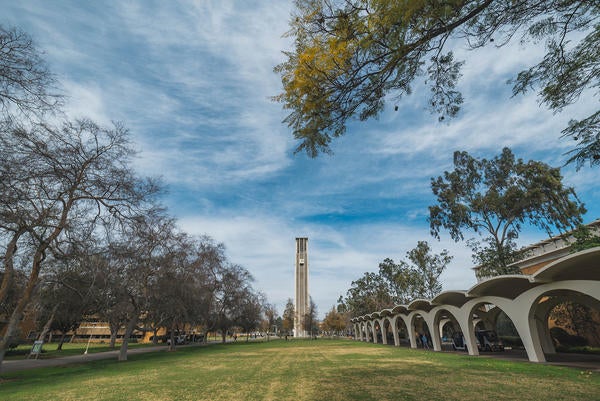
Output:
left=322, top=306, right=347, bottom=336
left=275, top=1, right=600, bottom=166
left=406, top=241, right=452, bottom=299
left=108, top=210, right=176, bottom=360
left=0, top=24, right=62, bottom=120
left=570, top=224, right=600, bottom=252
left=303, top=297, right=318, bottom=338
left=342, top=272, right=393, bottom=317
left=282, top=298, right=295, bottom=335
left=236, top=291, right=263, bottom=342
left=341, top=241, right=451, bottom=317
left=262, top=302, right=279, bottom=337
left=0, top=118, right=157, bottom=368
left=377, top=258, right=420, bottom=304
left=401, top=241, right=452, bottom=300
left=429, top=147, right=586, bottom=276
left=212, top=263, right=255, bottom=343
left=36, top=249, right=101, bottom=350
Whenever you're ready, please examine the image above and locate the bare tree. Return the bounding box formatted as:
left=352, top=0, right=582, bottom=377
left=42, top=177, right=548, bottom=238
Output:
left=303, top=297, right=318, bottom=339
left=212, top=263, right=255, bottom=343
left=0, top=24, right=63, bottom=121
left=0, top=118, right=157, bottom=369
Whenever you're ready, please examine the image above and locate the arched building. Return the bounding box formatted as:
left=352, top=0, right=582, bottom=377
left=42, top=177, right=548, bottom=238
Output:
left=352, top=247, right=600, bottom=363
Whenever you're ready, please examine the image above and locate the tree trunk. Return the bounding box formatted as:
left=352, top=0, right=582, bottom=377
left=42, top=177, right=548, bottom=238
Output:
left=0, top=204, right=70, bottom=371
left=57, top=332, right=67, bottom=351
left=0, top=229, right=24, bottom=305
left=0, top=245, right=50, bottom=371
left=118, top=315, right=138, bottom=361
left=221, top=330, right=226, bottom=344
left=168, top=325, right=176, bottom=352
left=37, top=305, right=58, bottom=342
left=109, top=323, right=119, bottom=348
left=152, top=328, right=159, bottom=345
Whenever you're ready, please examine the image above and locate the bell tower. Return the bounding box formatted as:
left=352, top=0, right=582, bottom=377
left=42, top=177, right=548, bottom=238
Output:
left=294, top=237, right=309, bottom=337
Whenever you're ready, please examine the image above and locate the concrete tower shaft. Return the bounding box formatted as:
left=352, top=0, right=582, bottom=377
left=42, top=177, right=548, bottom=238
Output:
left=294, top=237, right=309, bottom=337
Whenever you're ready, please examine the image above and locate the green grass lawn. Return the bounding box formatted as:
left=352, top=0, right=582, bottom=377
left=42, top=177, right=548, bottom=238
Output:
left=0, top=339, right=598, bottom=401
left=5, top=341, right=163, bottom=360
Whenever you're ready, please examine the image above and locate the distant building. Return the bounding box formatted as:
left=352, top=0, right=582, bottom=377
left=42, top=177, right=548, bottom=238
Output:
left=294, top=237, right=309, bottom=337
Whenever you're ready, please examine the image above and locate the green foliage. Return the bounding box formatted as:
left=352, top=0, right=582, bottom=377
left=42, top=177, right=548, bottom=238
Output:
left=322, top=306, right=347, bottom=334
left=570, top=224, right=600, bottom=252
left=275, top=1, right=600, bottom=166
left=342, top=241, right=452, bottom=316
left=343, top=271, right=393, bottom=317
left=429, top=147, right=586, bottom=276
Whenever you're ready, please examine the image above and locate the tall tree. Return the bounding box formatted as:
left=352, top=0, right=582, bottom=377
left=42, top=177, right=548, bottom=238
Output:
left=404, top=241, right=452, bottom=299
left=379, top=242, right=452, bottom=301
left=275, top=1, right=600, bottom=166
left=212, top=263, right=255, bottom=343
left=429, top=147, right=586, bottom=276
left=342, top=241, right=451, bottom=317
left=342, top=272, right=393, bottom=317
left=0, top=119, right=157, bottom=368
left=236, top=291, right=263, bottom=342
left=377, top=258, right=420, bottom=304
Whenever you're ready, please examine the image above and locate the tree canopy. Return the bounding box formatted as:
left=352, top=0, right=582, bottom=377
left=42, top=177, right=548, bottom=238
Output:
left=341, top=241, right=452, bottom=316
left=275, top=0, right=600, bottom=166
left=429, top=147, right=586, bottom=276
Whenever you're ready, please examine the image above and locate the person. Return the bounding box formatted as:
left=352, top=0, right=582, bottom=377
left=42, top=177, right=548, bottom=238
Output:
left=422, top=333, right=429, bottom=349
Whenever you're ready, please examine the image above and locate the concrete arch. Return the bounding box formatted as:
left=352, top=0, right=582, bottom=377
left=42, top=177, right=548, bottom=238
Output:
left=431, top=305, right=464, bottom=352
left=350, top=249, right=600, bottom=363
left=381, top=317, right=395, bottom=345
left=408, top=311, right=433, bottom=349
left=391, top=314, right=411, bottom=347
left=461, top=296, right=524, bottom=357
left=365, top=321, right=373, bottom=343
left=522, top=280, right=600, bottom=360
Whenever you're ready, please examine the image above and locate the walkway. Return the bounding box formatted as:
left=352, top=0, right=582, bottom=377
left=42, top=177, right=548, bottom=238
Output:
left=1, top=343, right=202, bottom=374
left=1, top=337, right=272, bottom=374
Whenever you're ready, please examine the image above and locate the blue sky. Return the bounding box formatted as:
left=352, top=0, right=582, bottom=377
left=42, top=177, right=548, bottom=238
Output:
left=4, top=1, right=598, bottom=317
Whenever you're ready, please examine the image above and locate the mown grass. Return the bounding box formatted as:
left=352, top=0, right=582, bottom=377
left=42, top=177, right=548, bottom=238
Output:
left=0, top=339, right=598, bottom=401
left=5, top=342, right=162, bottom=360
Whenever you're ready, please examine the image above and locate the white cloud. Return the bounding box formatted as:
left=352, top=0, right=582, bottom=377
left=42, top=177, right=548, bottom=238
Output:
left=4, top=0, right=599, bottom=320
left=177, top=212, right=479, bottom=316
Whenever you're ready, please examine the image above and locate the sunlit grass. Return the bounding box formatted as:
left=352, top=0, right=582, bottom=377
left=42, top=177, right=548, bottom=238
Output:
left=1, top=339, right=598, bottom=400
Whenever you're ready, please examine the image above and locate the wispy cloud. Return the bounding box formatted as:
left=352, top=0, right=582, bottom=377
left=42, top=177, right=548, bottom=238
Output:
left=3, top=1, right=598, bottom=318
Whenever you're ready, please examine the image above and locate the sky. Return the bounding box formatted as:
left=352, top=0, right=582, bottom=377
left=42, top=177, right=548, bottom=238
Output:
left=3, top=1, right=598, bottom=318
